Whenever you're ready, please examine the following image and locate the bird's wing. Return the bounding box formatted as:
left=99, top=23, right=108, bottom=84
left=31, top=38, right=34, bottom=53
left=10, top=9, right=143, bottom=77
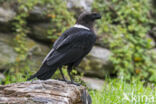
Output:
left=53, top=32, right=68, bottom=48
left=46, top=30, right=96, bottom=66
left=42, top=28, right=72, bottom=64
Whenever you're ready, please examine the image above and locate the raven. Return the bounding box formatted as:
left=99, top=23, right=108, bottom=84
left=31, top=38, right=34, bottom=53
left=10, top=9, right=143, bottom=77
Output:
left=28, top=12, right=101, bottom=85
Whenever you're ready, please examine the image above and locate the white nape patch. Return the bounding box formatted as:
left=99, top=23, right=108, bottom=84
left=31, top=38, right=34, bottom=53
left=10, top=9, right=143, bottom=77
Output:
left=73, top=24, right=90, bottom=30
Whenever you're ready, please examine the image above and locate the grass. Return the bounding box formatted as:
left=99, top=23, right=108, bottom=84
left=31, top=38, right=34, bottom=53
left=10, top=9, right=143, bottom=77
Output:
left=89, top=78, right=156, bottom=104
left=2, top=69, right=156, bottom=104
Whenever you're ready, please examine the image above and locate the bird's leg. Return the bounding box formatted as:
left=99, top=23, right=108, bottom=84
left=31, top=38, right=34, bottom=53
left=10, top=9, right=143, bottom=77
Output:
left=59, top=66, right=66, bottom=81
left=67, top=66, right=80, bottom=86
left=67, top=68, right=73, bottom=82
left=30, top=79, right=35, bottom=83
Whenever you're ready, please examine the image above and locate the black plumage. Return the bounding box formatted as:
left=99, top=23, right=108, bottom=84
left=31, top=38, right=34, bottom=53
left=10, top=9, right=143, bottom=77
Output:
left=28, top=12, right=101, bottom=84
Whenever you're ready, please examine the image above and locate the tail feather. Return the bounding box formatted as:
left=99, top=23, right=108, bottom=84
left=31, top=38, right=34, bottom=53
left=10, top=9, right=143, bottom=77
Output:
left=27, top=64, right=58, bottom=81
left=37, top=68, right=57, bottom=80
left=27, top=73, right=37, bottom=81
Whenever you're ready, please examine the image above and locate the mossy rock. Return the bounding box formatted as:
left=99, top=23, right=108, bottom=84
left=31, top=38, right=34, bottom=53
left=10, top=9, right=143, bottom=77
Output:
left=27, top=23, right=52, bottom=43
left=25, top=37, right=50, bottom=71
left=78, top=46, right=114, bottom=78
left=0, top=33, right=50, bottom=72
left=0, top=33, right=17, bottom=70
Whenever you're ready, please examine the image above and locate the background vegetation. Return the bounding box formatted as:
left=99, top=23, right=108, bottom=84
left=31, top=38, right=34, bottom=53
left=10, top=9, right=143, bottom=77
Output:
left=93, top=0, right=156, bottom=82
left=0, top=0, right=155, bottom=83
left=0, top=0, right=156, bottom=103
left=2, top=0, right=75, bottom=84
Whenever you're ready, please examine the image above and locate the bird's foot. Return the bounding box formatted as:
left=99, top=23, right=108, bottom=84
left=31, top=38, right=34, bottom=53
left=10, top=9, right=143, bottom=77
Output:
left=30, top=79, right=35, bottom=83
left=57, top=79, right=80, bottom=86
left=67, top=81, right=80, bottom=86
left=57, top=78, right=67, bottom=82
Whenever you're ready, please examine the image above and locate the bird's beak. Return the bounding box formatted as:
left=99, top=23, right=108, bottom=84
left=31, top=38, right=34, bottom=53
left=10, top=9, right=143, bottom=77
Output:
left=95, top=14, right=101, bottom=19
left=92, top=13, right=101, bottom=20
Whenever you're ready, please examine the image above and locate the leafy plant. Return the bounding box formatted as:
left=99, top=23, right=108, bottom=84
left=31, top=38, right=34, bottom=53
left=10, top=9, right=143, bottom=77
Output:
left=37, top=0, right=75, bottom=41
left=92, top=0, right=156, bottom=82
left=3, top=0, right=38, bottom=84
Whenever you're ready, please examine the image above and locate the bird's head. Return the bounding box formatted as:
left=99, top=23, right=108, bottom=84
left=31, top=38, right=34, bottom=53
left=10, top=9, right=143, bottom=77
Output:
left=76, top=12, right=101, bottom=29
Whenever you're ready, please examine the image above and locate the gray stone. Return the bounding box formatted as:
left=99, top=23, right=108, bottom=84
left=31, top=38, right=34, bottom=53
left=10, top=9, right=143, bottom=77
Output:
left=0, top=33, right=50, bottom=71
left=0, top=33, right=17, bottom=70
left=147, top=48, right=156, bottom=62
left=150, top=27, right=156, bottom=42
left=0, top=7, right=16, bottom=32
left=26, top=38, right=50, bottom=71
left=0, top=79, right=90, bottom=104
left=95, top=33, right=112, bottom=48
left=0, top=7, right=16, bottom=23
left=0, top=73, right=5, bottom=81
left=146, top=34, right=155, bottom=48
left=28, top=23, right=52, bottom=42
left=79, top=46, right=113, bottom=78
left=0, top=42, right=17, bottom=69
left=28, top=6, right=49, bottom=22
left=89, top=46, right=110, bottom=61
left=66, top=0, right=94, bottom=12
left=81, top=77, right=104, bottom=90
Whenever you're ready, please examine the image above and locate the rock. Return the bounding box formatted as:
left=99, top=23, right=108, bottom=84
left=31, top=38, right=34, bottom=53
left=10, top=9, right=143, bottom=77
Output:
left=0, top=42, right=17, bottom=70
left=0, top=7, right=16, bottom=23
left=149, top=27, right=156, bottom=43
left=66, top=0, right=94, bottom=12
left=0, top=7, right=16, bottom=32
left=95, top=33, right=111, bottom=48
left=25, top=38, right=50, bottom=71
left=0, top=73, right=5, bottom=81
left=147, top=48, right=156, bottom=62
left=81, top=77, right=104, bottom=90
left=0, top=33, right=50, bottom=71
left=28, top=6, right=49, bottom=23
left=146, top=34, right=155, bottom=48
left=79, top=46, right=113, bottom=78
left=0, top=79, right=91, bottom=104
left=28, top=23, right=52, bottom=43
left=0, top=33, right=17, bottom=70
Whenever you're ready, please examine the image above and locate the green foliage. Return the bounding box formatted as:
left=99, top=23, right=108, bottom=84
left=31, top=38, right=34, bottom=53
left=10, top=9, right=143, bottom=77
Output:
left=93, top=0, right=156, bottom=82
left=3, top=0, right=38, bottom=84
left=90, top=78, right=156, bottom=104
left=38, top=0, right=75, bottom=41
left=2, top=0, right=75, bottom=84
left=0, top=0, right=11, bottom=3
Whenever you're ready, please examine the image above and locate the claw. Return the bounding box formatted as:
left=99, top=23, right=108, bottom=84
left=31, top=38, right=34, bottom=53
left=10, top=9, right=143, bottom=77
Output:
left=67, top=81, right=80, bottom=86
left=57, top=78, right=67, bottom=82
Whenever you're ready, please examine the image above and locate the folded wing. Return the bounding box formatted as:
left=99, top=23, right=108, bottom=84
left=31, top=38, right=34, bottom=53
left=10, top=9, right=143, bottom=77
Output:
left=46, top=30, right=96, bottom=66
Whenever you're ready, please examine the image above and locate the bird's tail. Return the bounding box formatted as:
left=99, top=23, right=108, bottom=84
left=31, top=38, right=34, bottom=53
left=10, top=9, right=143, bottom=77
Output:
left=27, top=64, right=58, bottom=81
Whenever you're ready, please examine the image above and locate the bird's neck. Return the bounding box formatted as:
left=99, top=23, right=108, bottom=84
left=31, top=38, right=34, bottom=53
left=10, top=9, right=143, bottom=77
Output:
left=74, top=23, right=94, bottom=31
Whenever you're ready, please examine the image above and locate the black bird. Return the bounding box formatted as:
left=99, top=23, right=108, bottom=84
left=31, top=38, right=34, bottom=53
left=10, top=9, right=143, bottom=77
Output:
left=28, top=12, right=101, bottom=85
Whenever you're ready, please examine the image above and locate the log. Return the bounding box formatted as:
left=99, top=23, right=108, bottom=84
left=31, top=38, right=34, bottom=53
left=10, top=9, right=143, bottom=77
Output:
left=0, top=79, right=91, bottom=104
